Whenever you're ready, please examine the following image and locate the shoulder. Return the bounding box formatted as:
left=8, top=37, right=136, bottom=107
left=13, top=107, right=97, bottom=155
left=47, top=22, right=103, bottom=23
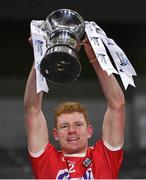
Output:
left=88, top=139, right=123, bottom=167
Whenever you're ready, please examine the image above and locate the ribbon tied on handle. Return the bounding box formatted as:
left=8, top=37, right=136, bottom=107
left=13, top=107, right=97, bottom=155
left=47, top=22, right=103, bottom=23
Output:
left=85, top=21, right=137, bottom=90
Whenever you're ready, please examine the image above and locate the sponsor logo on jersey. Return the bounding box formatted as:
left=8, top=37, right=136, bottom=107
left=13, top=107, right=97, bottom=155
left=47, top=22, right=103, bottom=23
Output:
left=56, top=168, right=94, bottom=179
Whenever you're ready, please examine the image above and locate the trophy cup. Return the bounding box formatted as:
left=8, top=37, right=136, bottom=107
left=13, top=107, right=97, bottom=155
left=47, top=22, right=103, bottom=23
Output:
left=40, top=9, right=85, bottom=84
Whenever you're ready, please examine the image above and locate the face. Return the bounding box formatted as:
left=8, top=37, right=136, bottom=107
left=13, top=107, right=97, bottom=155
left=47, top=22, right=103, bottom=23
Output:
left=53, top=112, right=93, bottom=154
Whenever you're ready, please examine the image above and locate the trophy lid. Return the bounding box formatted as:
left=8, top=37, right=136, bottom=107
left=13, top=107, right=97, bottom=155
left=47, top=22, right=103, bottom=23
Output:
left=45, top=9, right=85, bottom=38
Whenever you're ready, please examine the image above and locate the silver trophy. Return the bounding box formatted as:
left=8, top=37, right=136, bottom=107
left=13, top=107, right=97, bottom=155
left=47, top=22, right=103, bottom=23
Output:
left=40, top=9, right=85, bottom=84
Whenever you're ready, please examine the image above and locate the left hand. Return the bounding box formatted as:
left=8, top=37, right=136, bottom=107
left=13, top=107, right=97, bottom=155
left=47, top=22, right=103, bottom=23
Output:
left=82, top=36, right=96, bottom=62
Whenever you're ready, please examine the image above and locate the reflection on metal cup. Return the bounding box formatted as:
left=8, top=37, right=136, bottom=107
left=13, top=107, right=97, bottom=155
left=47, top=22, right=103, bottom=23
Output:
left=40, top=9, right=85, bottom=84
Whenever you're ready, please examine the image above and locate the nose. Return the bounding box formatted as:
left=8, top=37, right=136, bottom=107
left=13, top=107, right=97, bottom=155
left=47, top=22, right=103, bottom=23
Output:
left=68, top=125, right=76, bottom=133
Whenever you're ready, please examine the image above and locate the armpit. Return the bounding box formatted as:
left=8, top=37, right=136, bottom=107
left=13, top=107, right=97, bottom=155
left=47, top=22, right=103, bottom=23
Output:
left=28, top=143, right=48, bottom=158
left=102, top=138, right=124, bottom=151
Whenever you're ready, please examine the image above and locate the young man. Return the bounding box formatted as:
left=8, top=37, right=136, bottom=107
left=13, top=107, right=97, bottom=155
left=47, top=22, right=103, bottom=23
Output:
left=24, top=37, right=125, bottom=179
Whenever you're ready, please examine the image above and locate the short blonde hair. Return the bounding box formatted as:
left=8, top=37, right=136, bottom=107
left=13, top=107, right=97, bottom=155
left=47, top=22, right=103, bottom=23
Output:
left=54, top=101, right=89, bottom=127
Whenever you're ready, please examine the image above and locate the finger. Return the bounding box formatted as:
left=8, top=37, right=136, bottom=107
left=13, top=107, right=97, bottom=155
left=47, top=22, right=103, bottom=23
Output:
left=82, top=37, right=88, bottom=44
left=28, top=37, right=33, bottom=46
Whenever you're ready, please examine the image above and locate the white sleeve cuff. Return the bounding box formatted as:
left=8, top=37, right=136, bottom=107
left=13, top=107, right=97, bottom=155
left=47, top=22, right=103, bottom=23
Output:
left=102, top=138, right=123, bottom=151
left=28, top=143, right=48, bottom=158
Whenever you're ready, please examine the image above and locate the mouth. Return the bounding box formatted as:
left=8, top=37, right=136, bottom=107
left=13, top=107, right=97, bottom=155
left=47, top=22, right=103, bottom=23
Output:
left=67, top=137, right=80, bottom=142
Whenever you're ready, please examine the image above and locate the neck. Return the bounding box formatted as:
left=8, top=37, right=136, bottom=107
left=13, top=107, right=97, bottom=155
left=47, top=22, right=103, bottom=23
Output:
left=63, top=152, right=86, bottom=157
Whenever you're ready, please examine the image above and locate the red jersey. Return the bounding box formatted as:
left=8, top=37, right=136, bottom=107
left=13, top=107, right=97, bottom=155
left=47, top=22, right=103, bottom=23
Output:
left=29, top=139, right=123, bottom=179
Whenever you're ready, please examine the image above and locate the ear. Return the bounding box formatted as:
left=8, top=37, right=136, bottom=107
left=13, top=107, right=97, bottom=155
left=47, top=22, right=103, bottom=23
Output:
left=87, top=124, right=94, bottom=139
left=53, top=128, right=59, bottom=141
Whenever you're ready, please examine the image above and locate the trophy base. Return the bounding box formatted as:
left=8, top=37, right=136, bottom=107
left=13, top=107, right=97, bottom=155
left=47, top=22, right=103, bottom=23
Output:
left=40, top=48, right=81, bottom=84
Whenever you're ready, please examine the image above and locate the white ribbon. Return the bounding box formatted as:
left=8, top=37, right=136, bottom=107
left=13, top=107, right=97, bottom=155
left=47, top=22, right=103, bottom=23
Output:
left=30, top=20, right=49, bottom=93
left=85, top=21, right=137, bottom=89
left=30, top=20, right=137, bottom=93
left=85, top=22, right=118, bottom=76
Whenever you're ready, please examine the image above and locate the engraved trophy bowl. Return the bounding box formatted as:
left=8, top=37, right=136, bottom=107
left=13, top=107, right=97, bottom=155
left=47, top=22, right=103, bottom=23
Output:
left=40, top=9, right=85, bottom=84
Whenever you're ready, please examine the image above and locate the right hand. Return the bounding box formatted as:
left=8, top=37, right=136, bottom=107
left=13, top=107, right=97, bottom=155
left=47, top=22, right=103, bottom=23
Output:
left=28, top=37, right=33, bottom=46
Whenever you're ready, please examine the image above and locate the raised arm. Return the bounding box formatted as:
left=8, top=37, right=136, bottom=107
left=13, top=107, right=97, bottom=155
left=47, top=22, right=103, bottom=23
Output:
left=24, top=64, right=49, bottom=153
left=83, top=37, right=125, bottom=147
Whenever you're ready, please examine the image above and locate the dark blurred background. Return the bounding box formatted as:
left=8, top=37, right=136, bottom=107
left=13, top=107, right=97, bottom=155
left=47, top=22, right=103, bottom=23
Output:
left=0, top=0, right=146, bottom=178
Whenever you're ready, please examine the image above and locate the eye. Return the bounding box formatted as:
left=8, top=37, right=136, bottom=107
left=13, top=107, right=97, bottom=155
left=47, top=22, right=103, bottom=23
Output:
left=75, top=122, right=83, bottom=127
left=60, top=124, right=68, bottom=129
